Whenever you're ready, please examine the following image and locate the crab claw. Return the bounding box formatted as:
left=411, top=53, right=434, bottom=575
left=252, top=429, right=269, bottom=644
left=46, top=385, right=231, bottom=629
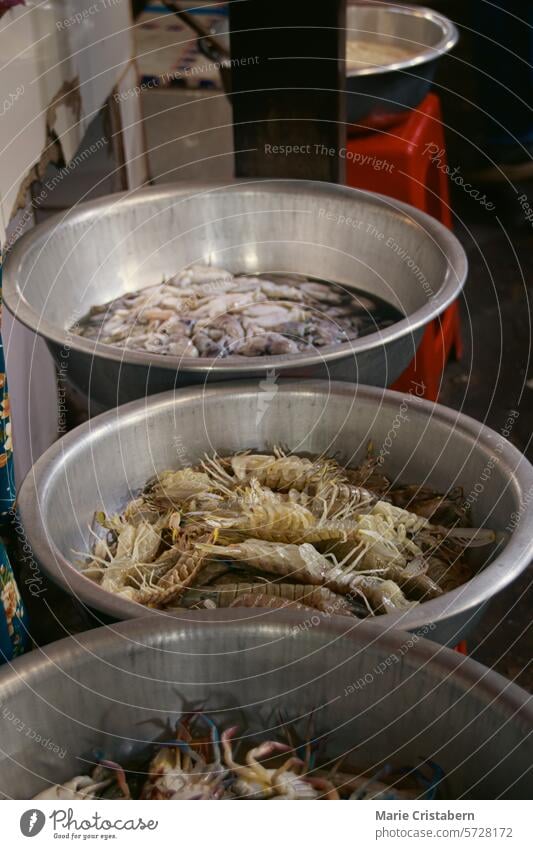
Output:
left=99, top=760, right=131, bottom=799
left=246, top=740, right=292, bottom=763
left=221, top=725, right=241, bottom=768
left=222, top=725, right=239, bottom=742
left=272, top=756, right=305, bottom=782
left=221, top=725, right=240, bottom=745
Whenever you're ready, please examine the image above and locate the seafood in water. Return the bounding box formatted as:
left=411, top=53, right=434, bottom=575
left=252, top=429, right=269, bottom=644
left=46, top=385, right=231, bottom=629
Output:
left=35, top=715, right=445, bottom=801
left=79, top=446, right=495, bottom=616
left=72, top=264, right=402, bottom=358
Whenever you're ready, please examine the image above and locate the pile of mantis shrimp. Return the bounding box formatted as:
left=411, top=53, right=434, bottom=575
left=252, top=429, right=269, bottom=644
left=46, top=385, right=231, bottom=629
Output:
left=35, top=714, right=444, bottom=800
left=79, top=447, right=495, bottom=615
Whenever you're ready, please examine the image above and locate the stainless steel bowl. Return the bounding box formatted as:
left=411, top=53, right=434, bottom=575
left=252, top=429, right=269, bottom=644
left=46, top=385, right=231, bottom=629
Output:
left=18, top=381, right=533, bottom=645
left=3, top=181, right=467, bottom=412
left=167, top=3, right=457, bottom=129
left=0, top=613, right=531, bottom=799
left=346, top=2, right=458, bottom=129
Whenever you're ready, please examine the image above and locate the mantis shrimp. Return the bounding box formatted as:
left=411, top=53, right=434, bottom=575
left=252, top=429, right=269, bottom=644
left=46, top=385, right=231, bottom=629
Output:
left=79, top=447, right=495, bottom=615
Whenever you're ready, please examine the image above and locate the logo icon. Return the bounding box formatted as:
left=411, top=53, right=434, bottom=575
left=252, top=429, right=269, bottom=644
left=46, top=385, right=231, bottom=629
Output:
left=20, top=809, right=46, bottom=837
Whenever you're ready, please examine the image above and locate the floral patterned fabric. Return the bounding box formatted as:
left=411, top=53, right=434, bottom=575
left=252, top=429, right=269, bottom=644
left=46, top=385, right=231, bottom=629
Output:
left=0, top=542, right=27, bottom=660
left=0, top=252, right=28, bottom=662
left=0, top=258, right=15, bottom=522
left=0, top=370, right=13, bottom=516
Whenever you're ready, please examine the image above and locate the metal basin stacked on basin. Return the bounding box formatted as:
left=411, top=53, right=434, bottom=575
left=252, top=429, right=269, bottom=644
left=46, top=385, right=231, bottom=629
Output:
left=0, top=613, right=530, bottom=799
left=18, top=381, right=533, bottom=645
left=3, top=181, right=467, bottom=411
left=346, top=1, right=458, bottom=128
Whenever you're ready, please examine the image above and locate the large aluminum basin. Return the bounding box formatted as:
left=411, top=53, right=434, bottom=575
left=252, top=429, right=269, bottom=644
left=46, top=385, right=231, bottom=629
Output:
left=3, top=181, right=466, bottom=411
left=346, top=2, right=458, bottom=128
left=17, top=381, right=533, bottom=645
left=0, top=614, right=530, bottom=799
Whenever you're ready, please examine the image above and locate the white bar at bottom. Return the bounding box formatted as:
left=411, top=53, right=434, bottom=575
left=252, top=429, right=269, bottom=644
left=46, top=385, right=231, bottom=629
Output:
left=2, top=799, right=528, bottom=847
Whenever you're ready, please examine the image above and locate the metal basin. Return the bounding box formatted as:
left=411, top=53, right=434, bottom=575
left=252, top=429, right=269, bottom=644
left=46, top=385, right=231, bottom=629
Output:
left=180, top=3, right=457, bottom=130
left=346, top=2, right=458, bottom=129
left=3, top=181, right=466, bottom=412
left=0, top=613, right=530, bottom=799
left=18, top=381, right=533, bottom=646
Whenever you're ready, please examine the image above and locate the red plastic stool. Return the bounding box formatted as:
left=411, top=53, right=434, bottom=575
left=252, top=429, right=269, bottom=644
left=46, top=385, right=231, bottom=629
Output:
left=345, top=93, right=462, bottom=401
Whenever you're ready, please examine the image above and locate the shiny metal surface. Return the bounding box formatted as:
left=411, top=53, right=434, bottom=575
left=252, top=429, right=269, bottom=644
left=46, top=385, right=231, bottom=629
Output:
left=3, top=181, right=467, bottom=410
left=179, top=1, right=458, bottom=77
left=347, top=2, right=458, bottom=77
left=0, top=614, right=531, bottom=799
left=346, top=3, right=458, bottom=126
left=18, top=381, right=533, bottom=645
left=165, top=4, right=457, bottom=124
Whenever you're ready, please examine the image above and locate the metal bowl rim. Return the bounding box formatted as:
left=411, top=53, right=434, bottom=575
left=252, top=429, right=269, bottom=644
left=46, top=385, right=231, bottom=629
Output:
left=0, top=613, right=531, bottom=725
left=346, top=1, right=459, bottom=78
left=3, top=180, right=467, bottom=373
left=18, top=380, right=533, bottom=631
